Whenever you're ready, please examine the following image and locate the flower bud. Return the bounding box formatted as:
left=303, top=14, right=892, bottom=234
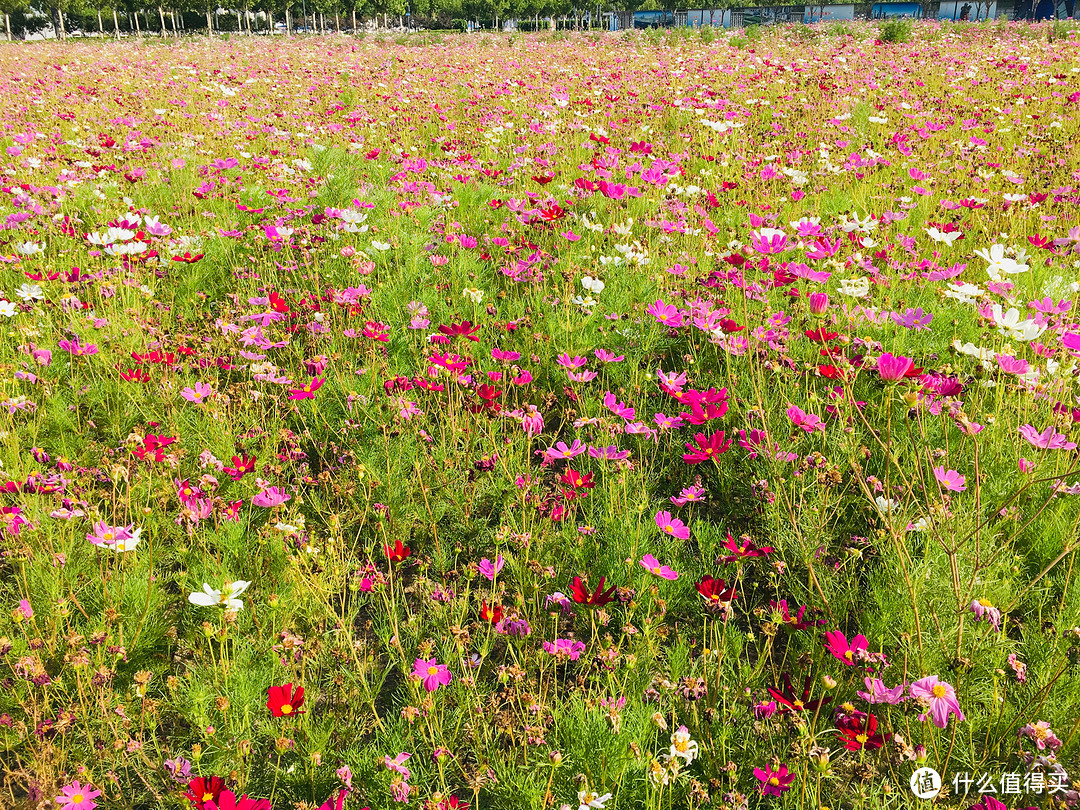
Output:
left=822, top=675, right=838, bottom=689
left=914, top=744, right=928, bottom=764
left=808, top=292, right=829, bottom=315
left=549, top=750, right=563, bottom=765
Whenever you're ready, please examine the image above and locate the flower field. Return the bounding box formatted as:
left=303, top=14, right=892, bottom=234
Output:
left=2, top=21, right=1080, bottom=810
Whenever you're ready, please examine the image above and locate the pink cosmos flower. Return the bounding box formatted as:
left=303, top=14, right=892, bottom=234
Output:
left=58, top=338, right=99, bottom=357
left=86, top=521, right=133, bottom=547
left=670, top=485, right=706, bottom=505
left=594, top=349, right=624, bottom=363
left=824, top=630, right=868, bottom=666
left=640, top=554, right=679, bottom=580
left=857, top=677, right=908, bottom=705
left=544, top=440, right=587, bottom=461
left=383, top=751, right=412, bottom=779
left=932, top=466, right=967, bottom=492
left=413, top=658, right=452, bottom=692
left=655, top=510, right=690, bottom=540
left=969, top=598, right=1002, bottom=632
left=55, top=781, right=102, bottom=810
left=750, top=228, right=788, bottom=254
left=1019, top=424, right=1077, bottom=450
left=16, top=599, right=33, bottom=620
left=1018, top=720, right=1062, bottom=752
left=181, top=382, right=213, bottom=404
left=251, top=487, right=291, bottom=508
left=909, top=675, right=965, bottom=728
left=646, top=299, right=686, bottom=327
left=603, top=391, right=635, bottom=420
left=542, top=638, right=586, bottom=660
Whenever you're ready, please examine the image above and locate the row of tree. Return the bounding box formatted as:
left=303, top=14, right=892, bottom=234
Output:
left=0, top=0, right=629, bottom=38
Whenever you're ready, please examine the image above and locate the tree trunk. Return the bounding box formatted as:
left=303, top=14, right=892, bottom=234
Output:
left=4, top=13, right=9, bottom=40
left=172, top=10, right=179, bottom=33
left=206, top=6, right=212, bottom=33
left=57, top=6, right=67, bottom=39
left=159, top=5, right=167, bottom=35
left=113, top=7, right=120, bottom=36
left=285, top=6, right=291, bottom=33
left=97, top=9, right=103, bottom=35
left=351, top=7, right=356, bottom=30
left=268, top=8, right=274, bottom=32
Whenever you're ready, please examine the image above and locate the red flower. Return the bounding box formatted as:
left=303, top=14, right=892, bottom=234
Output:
left=558, top=469, right=595, bottom=498
left=767, top=673, right=832, bottom=714
left=185, top=775, right=225, bottom=807
left=570, top=575, right=616, bottom=607
left=120, top=368, right=151, bottom=383
left=805, top=328, right=839, bottom=343
left=438, top=798, right=469, bottom=810
left=682, top=431, right=732, bottom=464
left=480, top=600, right=503, bottom=625
left=171, top=252, right=204, bottom=263
left=385, top=540, right=411, bottom=563
left=266, top=683, right=305, bottom=717
left=837, top=712, right=885, bottom=751
left=695, top=576, right=737, bottom=606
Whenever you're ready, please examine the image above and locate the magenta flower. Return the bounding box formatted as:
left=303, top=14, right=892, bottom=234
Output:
left=909, top=675, right=965, bottom=728
left=876, top=352, right=915, bottom=382
left=932, top=466, right=967, bottom=492
left=646, top=299, right=686, bottom=327
left=857, top=677, right=908, bottom=705
left=640, top=554, right=679, bottom=581
left=786, top=405, right=825, bottom=433
left=544, top=440, right=587, bottom=461
left=86, top=521, right=133, bottom=547
left=824, top=630, right=868, bottom=665
left=754, top=762, right=795, bottom=796
left=655, top=510, right=690, bottom=540
left=750, top=228, right=788, bottom=254
left=289, top=377, right=325, bottom=400
left=16, top=599, right=33, bottom=620
left=1019, top=424, right=1077, bottom=450
left=477, top=555, right=504, bottom=581
left=251, top=487, right=291, bottom=508
left=55, top=781, right=102, bottom=810
left=413, top=658, right=452, bottom=692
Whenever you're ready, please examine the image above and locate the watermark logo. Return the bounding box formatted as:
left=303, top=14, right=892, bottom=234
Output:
left=910, top=767, right=943, bottom=799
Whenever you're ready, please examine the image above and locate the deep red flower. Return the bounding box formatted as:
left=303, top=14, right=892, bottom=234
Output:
left=120, top=368, right=151, bottom=383
left=805, top=328, right=839, bottom=343
left=570, top=575, right=616, bottom=607
left=695, top=576, right=737, bottom=606
left=266, top=683, right=305, bottom=717
left=480, top=600, right=504, bottom=625
left=768, top=673, right=832, bottom=714
left=185, top=775, right=225, bottom=807
left=385, top=540, right=412, bottom=563
left=837, top=712, right=885, bottom=751
left=172, top=252, right=205, bottom=263
left=558, top=469, right=595, bottom=490
left=203, top=790, right=272, bottom=810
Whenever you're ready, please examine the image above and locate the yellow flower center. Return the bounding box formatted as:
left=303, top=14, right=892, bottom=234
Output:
left=793, top=700, right=804, bottom=710
left=856, top=733, right=868, bottom=744
left=932, top=684, right=948, bottom=698
left=652, top=566, right=662, bottom=575
left=203, top=793, right=213, bottom=802
left=428, top=666, right=440, bottom=676
left=72, top=795, right=84, bottom=804
left=664, top=526, right=673, bottom=533
left=843, top=650, right=854, bottom=661
left=103, top=532, right=114, bottom=541
left=281, top=704, right=292, bottom=715
left=769, top=777, right=780, bottom=786
left=979, top=598, right=993, bottom=607
left=675, top=740, right=688, bottom=752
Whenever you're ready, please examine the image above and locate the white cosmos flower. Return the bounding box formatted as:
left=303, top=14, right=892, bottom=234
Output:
left=974, top=243, right=1028, bottom=281
left=581, top=276, right=605, bottom=294
left=669, top=725, right=700, bottom=764
left=0, top=301, right=16, bottom=318
left=874, top=495, right=902, bottom=516
left=15, top=242, right=44, bottom=256
left=952, top=340, right=997, bottom=363
left=188, top=580, right=251, bottom=611
left=942, top=282, right=984, bottom=304
left=462, top=287, right=484, bottom=304
left=16, top=284, right=44, bottom=302
left=991, top=304, right=1045, bottom=342
left=838, top=277, right=870, bottom=298
left=577, top=790, right=613, bottom=810
left=370, top=240, right=391, bottom=251
left=925, top=227, right=962, bottom=246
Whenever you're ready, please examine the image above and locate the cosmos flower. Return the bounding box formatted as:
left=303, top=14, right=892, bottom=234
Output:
left=754, top=762, right=795, bottom=796
left=188, top=580, right=251, bottom=611
left=413, top=658, right=452, bottom=692
left=266, top=683, right=305, bottom=717
left=640, top=554, right=678, bottom=580
left=909, top=675, right=965, bottom=728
